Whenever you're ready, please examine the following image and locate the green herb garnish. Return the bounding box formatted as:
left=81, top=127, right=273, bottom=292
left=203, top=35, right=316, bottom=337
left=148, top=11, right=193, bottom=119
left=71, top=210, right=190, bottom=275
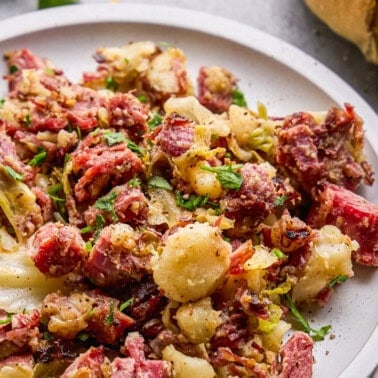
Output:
left=176, top=192, right=209, bottom=211
left=125, top=139, right=144, bottom=156
left=147, top=176, right=173, bottom=191
left=9, top=65, right=18, bottom=74
left=77, top=332, right=90, bottom=341
left=48, top=183, right=65, bottom=203
left=105, top=76, right=118, bottom=91
left=4, top=166, right=24, bottom=181
left=24, top=114, right=31, bottom=127
left=105, top=301, right=115, bottom=324
left=28, top=148, right=47, bottom=167
left=128, top=176, right=141, bottom=188
left=93, top=214, right=106, bottom=242
left=328, top=274, right=348, bottom=288
left=0, top=98, right=5, bottom=108
left=119, top=297, right=134, bottom=312
left=137, top=95, right=147, bottom=103
left=38, top=0, right=78, bottom=9
left=274, top=195, right=288, bottom=207
left=200, top=164, right=243, bottom=190
left=272, top=248, right=287, bottom=259
left=285, top=294, right=331, bottom=341
left=0, top=312, right=12, bottom=325
left=94, top=192, right=118, bottom=221
left=232, top=89, right=247, bottom=107
left=103, top=131, right=125, bottom=146
left=147, top=112, right=163, bottom=130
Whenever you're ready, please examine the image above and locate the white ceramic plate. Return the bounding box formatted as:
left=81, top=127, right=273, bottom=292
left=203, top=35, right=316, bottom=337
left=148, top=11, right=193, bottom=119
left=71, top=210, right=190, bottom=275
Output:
left=0, top=4, right=377, bottom=377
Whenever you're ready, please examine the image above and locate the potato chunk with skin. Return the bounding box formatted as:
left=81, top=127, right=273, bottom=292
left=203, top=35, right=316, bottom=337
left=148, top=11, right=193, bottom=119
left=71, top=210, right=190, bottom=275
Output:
left=162, top=345, right=215, bottom=378
left=292, top=225, right=357, bottom=302
left=152, top=222, right=231, bottom=303
left=176, top=297, right=222, bottom=344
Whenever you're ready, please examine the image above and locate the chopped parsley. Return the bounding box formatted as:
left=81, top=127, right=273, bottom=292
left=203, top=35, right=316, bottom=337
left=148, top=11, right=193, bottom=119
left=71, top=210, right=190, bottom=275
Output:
left=9, top=65, right=18, bottom=74
left=80, top=225, right=94, bottom=234
left=4, top=166, right=24, bottom=181
left=104, top=131, right=125, bottom=146
left=328, top=274, right=348, bottom=288
left=38, top=0, right=78, bottom=9
left=232, top=89, right=247, bottom=107
left=176, top=192, right=209, bottom=211
left=119, top=297, right=134, bottom=312
left=147, top=176, right=173, bottom=191
left=200, top=164, right=243, bottom=190
left=28, top=148, right=47, bottom=167
left=48, top=183, right=65, bottom=203
left=105, top=76, right=119, bottom=91
left=147, top=112, right=163, bottom=130
left=94, top=191, right=118, bottom=221
left=77, top=332, right=90, bottom=341
left=274, top=195, right=288, bottom=207
left=285, top=294, right=331, bottom=341
left=137, top=95, right=147, bottom=103
left=0, top=98, right=5, bottom=108
left=105, top=301, right=115, bottom=324
left=24, top=113, right=31, bottom=127
left=93, top=214, right=106, bottom=242
left=103, top=131, right=144, bottom=156
left=128, top=176, right=141, bottom=188
left=272, top=248, right=287, bottom=259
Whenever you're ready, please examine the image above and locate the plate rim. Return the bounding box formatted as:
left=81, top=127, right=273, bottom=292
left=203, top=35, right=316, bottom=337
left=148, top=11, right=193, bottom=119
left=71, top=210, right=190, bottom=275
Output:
left=0, top=3, right=377, bottom=376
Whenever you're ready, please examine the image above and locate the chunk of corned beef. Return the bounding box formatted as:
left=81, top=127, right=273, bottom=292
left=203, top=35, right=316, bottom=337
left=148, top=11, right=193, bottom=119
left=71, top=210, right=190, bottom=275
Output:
left=61, top=346, right=110, bottom=378
left=0, top=309, right=40, bottom=360
left=223, top=163, right=276, bottom=236
left=156, top=112, right=195, bottom=157
left=84, top=225, right=150, bottom=287
left=108, top=93, right=148, bottom=141
left=276, top=105, right=373, bottom=194
left=84, top=185, right=148, bottom=226
left=27, top=222, right=86, bottom=277
left=307, top=183, right=378, bottom=266
left=71, top=131, right=142, bottom=202
left=273, top=331, right=313, bottom=378
left=0, top=353, right=34, bottom=371
left=197, top=66, right=237, bottom=114
left=111, top=332, right=170, bottom=378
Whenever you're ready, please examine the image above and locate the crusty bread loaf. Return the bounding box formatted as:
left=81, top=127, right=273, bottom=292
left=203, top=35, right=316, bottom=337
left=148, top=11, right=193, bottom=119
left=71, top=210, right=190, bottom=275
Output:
left=305, top=0, right=378, bottom=63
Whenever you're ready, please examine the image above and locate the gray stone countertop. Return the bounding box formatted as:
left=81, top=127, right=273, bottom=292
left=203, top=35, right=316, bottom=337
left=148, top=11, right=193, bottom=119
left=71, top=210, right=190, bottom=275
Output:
left=0, top=0, right=377, bottom=113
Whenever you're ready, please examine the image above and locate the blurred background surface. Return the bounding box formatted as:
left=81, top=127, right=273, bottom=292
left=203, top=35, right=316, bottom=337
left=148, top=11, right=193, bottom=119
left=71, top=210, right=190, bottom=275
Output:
left=0, top=0, right=377, bottom=112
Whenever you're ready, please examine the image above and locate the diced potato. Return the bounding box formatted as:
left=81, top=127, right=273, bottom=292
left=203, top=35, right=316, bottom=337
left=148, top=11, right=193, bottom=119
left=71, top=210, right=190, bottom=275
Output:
left=162, top=345, right=215, bottom=378
left=176, top=297, right=222, bottom=344
left=152, top=222, right=231, bottom=302
left=292, top=225, right=356, bottom=302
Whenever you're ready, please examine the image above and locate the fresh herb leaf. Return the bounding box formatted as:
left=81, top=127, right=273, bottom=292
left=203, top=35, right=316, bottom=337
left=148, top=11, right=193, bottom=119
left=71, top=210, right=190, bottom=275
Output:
left=85, top=241, right=93, bottom=252
left=80, top=225, right=94, bottom=234
left=147, top=112, right=163, bottom=130
left=76, top=126, right=82, bottom=140
left=94, top=192, right=118, bottom=221
left=274, top=195, right=288, bottom=207
left=328, top=274, right=348, bottom=288
left=272, top=248, right=287, bottom=259
left=24, top=113, right=31, bottom=127
left=137, top=95, right=147, bottom=103
left=125, top=139, right=144, bottom=156
left=200, top=164, right=243, bottom=190
left=45, top=67, right=55, bottom=76
left=105, top=76, right=118, bottom=91
left=9, top=65, right=18, bottom=74
left=93, top=214, right=106, bottom=242
left=103, top=131, right=125, bottom=146
left=28, top=148, right=47, bottom=167
left=105, top=301, right=115, bottom=324
left=48, top=183, right=65, bottom=203
left=119, top=297, right=134, bottom=312
left=285, top=294, right=331, bottom=341
left=0, top=98, right=5, bottom=108
left=147, top=176, right=173, bottom=191
left=38, top=0, right=78, bottom=9
left=128, top=176, right=141, bottom=188
left=176, top=192, right=209, bottom=211
left=232, top=89, right=247, bottom=107
left=4, top=166, right=24, bottom=181
left=77, top=332, right=90, bottom=341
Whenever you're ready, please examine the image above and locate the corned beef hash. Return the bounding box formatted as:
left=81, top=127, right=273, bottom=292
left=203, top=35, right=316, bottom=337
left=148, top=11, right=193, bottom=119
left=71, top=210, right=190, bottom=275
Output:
left=0, top=41, right=376, bottom=377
